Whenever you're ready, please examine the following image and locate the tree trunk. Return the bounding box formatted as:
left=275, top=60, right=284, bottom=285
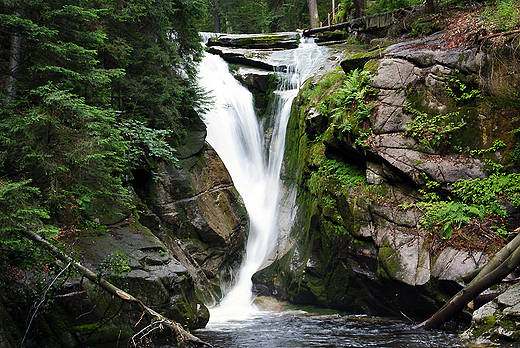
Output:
left=426, top=0, right=435, bottom=13
left=416, top=231, right=520, bottom=330
left=309, top=0, right=319, bottom=28
left=353, top=0, right=366, bottom=18
left=17, top=227, right=211, bottom=348
left=6, top=13, right=21, bottom=105
left=213, top=0, right=221, bottom=33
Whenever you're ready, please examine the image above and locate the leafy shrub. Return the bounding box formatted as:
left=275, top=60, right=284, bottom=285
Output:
left=0, top=179, right=55, bottom=235
left=317, top=68, right=375, bottom=144
left=117, top=119, right=178, bottom=170
left=443, top=72, right=483, bottom=103
left=420, top=201, right=484, bottom=239
left=100, top=251, right=131, bottom=276
left=453, top=172, right=520, bottom=216
left=308, top=158, right=366, bottom=194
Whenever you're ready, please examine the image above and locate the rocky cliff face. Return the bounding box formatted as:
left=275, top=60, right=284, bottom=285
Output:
left=252, top=32, right=520, bottom=326
left=132, top=116, right=249, bottom=305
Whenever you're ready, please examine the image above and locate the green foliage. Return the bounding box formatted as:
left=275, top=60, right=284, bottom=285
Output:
left=512, top=142, right=520, bottom=162
left=334, top=0, right=353, bottom=23
left=100, top=251, right=131, bottom=276
left=404, top=103, right=465, bottom=150
left=443, top=72, right=483, bottom=103
left=308, top=158, right=366, bottom=194
left=410, top=170, right=520, bottom=239
left=211, top=0, right=276, bottom=33
left=205, top=0, right=335, bottom=33
left=480, top=0, right=520, bottom=31
left=0, top=0, right=206, bottom=228
left=1, top=83, right=130, bottom=214
left=117, top=120, right=178, bottom=170
left=453, top=172, right=520, bottom=216
left=317, top=69, right=375, bottom=144
left=420, top=201, right=484, bottom=239
left=367, top=0, right=423, bottom=15
left=0, top=179, right=54, bottom=235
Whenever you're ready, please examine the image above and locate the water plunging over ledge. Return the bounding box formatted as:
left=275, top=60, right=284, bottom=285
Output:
left=198, top=37, right=328, bottom=321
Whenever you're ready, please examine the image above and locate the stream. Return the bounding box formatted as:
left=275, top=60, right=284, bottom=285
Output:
left=194, top=311, right=490, bottom=348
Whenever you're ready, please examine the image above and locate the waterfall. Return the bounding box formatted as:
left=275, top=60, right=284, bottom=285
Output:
left=198, top=36, right=328, bottom=321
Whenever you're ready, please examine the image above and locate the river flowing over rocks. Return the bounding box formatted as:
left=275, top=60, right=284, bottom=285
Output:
left=198, top=27, right=520, bottom=345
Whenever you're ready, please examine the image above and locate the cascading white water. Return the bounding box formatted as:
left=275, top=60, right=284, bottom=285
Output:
left=198, top=36, right=328, bottom=322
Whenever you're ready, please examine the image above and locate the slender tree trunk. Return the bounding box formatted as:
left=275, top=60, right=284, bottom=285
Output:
left=309, top=0, right=319, bottom=28
left=426, top=0, right=435, bottom=13
left=6, top=13, right=21, bottom=105
left=213, top=0, right=221, bottom=33
left=353, top=0, right=366, bottom=18
left=416, top=231, right=520, bottom=330
left=18, top=227, right=211, bottom=348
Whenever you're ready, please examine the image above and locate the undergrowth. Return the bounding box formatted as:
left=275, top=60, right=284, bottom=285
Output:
left=480, top=0, right=520, bottom=31
left=408, top=169, right=520, bottom=239
left=308, top=158, right=367, bottom=195
left=317, top=68, right=375, bottom=146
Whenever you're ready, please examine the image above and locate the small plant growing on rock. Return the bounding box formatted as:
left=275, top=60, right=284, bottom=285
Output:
left=443, top=70, right=483, bottom=103
left=318, top=69, right=375, bottom=144
left=404, top=102, right=465, bottom=152
left=100, top=250, right=131, bottom=276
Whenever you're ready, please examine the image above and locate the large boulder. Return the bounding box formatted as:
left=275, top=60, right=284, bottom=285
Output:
left=0, top=221, right=210, bottom=348
left=462, top=283, right=520, bottom=343
left=133, top=117, right=248, bottom=305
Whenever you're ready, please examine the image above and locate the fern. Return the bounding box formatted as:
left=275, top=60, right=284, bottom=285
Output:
left=453, top=173, right=520, bottom=216
left=420, top=201, right=484, bottom=239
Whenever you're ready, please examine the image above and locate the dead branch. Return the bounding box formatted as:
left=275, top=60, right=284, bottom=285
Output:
left=478, top=28, right=520, bottom=41
left=415, top=231, right=520, bottom=330
left=17, top=227, right=212, bottom=348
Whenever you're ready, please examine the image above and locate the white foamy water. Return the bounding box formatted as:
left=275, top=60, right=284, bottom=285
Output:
left=198, top=36, right=328, bottom=323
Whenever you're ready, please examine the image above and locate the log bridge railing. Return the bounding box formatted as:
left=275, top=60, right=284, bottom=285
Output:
left=303, top=5, right=422, bottom=37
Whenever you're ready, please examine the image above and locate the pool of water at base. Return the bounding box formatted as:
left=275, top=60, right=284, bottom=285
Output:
left=186, top=311, right=500, bottom=348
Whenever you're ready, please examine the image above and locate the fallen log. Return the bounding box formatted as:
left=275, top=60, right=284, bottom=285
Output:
left=478, top=28, right=520, bottom=41
left=18, top=227, right=212, bottom=348
left=415, top=230, right=520, bottom=330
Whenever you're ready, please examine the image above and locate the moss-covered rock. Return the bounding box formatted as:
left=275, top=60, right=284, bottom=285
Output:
left=135, top=143, right=248, bottom=305
left=254, top=33, right=520, bottom=325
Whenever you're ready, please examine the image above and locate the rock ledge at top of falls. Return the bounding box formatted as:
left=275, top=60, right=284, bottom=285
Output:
left=207, top=32, right=300, bottom=49
left=206, top=32, right=301, bottom=71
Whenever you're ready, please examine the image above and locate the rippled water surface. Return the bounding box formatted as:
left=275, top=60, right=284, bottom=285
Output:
left=193, top=311, right=492, bottom=348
